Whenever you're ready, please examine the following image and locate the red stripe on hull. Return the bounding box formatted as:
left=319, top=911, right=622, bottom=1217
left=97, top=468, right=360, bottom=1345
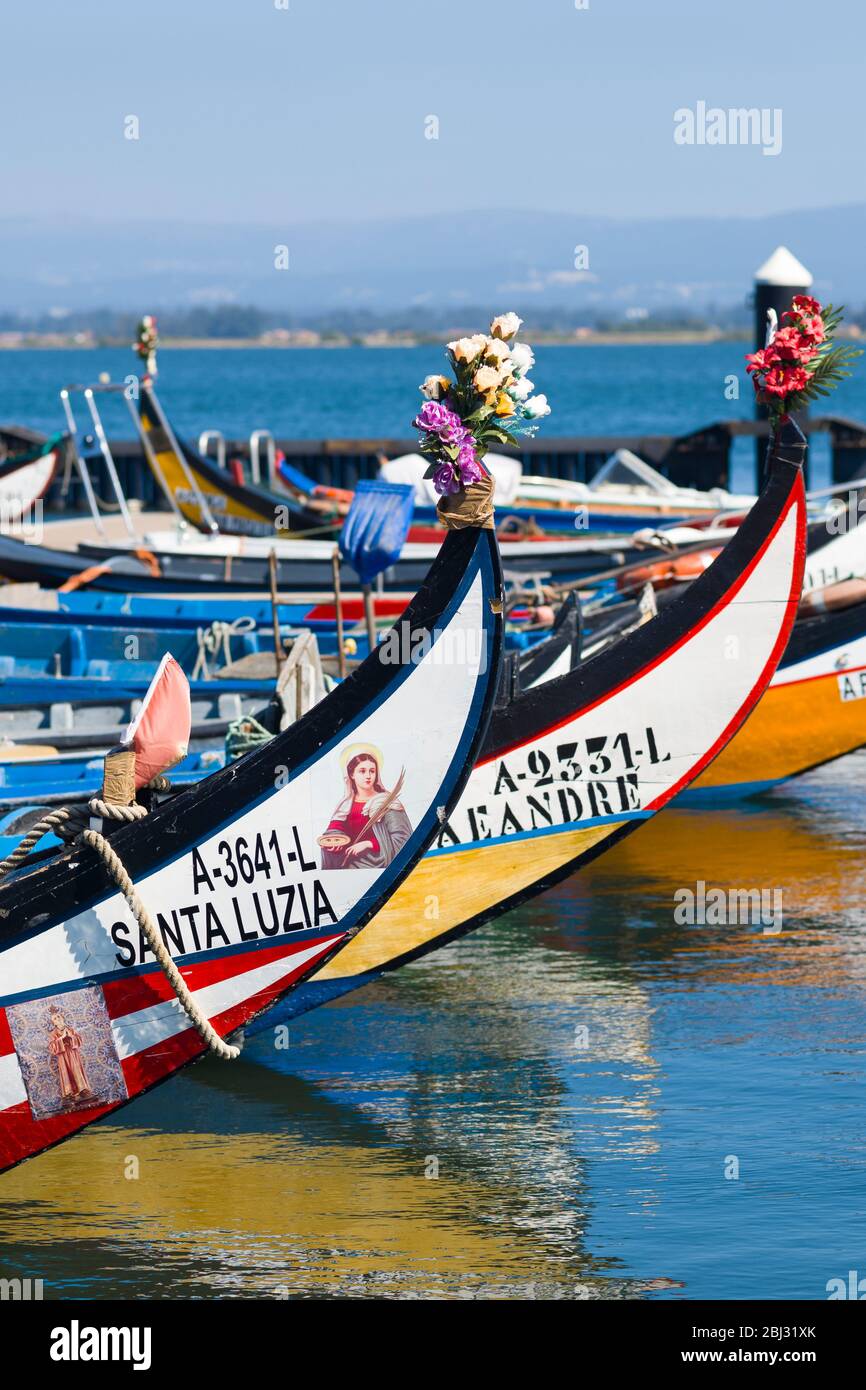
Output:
left=102, top=935, right=343, bottom=1020
left=0, top=935, right=343, bottom=1171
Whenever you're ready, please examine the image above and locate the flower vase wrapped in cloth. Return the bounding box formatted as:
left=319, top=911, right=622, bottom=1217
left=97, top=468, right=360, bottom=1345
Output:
left=412, top=312, right=551, bottom=530
left=746, top=296, right=861, bottom=456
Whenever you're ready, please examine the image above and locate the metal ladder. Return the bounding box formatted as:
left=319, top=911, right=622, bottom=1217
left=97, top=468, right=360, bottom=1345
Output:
left=60, top=381, right=219, bottom=538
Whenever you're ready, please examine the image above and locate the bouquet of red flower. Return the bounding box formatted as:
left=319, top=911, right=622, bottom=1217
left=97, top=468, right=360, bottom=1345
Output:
left=746, top=295, right=860, bottom=427
left=133, top=315, right=159, bottom=379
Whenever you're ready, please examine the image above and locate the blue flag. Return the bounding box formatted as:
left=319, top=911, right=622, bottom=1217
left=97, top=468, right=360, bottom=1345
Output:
left=339, top=479, right=416, bottom=585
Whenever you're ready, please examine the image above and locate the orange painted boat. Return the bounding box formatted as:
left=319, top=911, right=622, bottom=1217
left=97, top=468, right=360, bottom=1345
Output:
left=683, top=592, right=866, bottom=801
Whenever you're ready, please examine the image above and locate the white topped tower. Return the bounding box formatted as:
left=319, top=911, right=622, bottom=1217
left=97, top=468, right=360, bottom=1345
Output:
left=754, top=246, right=813, bottom=288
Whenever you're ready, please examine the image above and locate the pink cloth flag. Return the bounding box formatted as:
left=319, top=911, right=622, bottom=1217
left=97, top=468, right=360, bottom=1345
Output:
left=122, top=653, right=192, bottom=789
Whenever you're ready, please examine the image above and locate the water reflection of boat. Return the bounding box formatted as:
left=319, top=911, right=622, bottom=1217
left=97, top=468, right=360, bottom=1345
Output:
left=561, top=771, right=866, bottom=994
left=0, top=937, right=675, bottom=1299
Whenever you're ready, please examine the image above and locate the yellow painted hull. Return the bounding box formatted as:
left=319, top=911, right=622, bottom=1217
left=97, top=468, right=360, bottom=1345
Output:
left=310, top=670, right=866, bottom=996
left=313, top=819, right=627, bottom=983
left=141, top=410, right=285, bottom=535
left=692, top=668, right=866, bottom=793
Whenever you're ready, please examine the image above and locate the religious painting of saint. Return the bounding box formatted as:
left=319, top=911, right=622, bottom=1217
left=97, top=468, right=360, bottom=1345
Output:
left=317, top=742, right=411, bottom=869
left=47, top=1008, right=96, bottom=1105
left=6, top=986, right=128, bottom=1121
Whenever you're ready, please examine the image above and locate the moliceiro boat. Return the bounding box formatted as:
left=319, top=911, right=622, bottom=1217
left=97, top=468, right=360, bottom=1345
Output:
left=682, top=585, right=866, bottom=800
left=249, top=423, right=807, bottom=1026
left=0, top=431, right=65, bottom=528
left=137, top=381, right=335, bottom=538
left=0, top=519, right=503, bottom=1172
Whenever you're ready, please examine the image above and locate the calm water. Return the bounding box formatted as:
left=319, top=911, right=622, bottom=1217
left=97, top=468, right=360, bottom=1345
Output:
left=5, top=341, right=866, bottom=491
left=1, top=754, right=864, bottom=1301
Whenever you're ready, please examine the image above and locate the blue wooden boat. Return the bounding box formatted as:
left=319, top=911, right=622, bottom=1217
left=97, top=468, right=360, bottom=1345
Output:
left=0, top=610, right=556, bottom=683
left=0, top=598, right=577, bottom=749
left=0, top=749, right=227, bottom=809
left=0, top=671, right=273, bottom=707
left=0, top=620, right=304, bottom=681
left=0, top=683, right=267, bottom=751
left=0, top=590, right=407, bottom=630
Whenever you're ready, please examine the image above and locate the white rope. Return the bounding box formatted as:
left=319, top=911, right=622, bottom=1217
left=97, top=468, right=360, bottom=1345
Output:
left=0, top=791, right=241, bottom=1061
left=0, top=808, right=75, bottom=876
left=191, top=616, right=257, bottom=680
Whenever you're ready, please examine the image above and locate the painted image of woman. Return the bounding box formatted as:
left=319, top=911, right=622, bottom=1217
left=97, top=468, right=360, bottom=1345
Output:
left=318, top=743, right=411, bottom=869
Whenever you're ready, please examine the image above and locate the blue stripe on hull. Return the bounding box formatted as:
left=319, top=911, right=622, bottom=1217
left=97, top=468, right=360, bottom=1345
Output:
left=677, top=777, right=783, bottom=805
left=249, top=971, right=380, bottom=1030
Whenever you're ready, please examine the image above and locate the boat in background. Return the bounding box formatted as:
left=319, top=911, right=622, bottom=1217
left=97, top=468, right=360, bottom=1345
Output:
left=379, top=446, right=755, bottom=535
left=683, top=585, right=866, bottom=801
left=0, top=378, right=705, bottom=593
left=0, top=429, right=66, bottom=525
left=137, top=382, right=340, bottom=538
left=0, top=585, right=412, bottom=629
left=0, top=680, right=267, bottom=753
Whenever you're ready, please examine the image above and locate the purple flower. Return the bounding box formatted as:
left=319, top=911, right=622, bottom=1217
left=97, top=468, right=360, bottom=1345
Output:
left=441, top=419, right=471, bottom=446
left=414, top=400, right=454, bottom=435
left=432, top=462, right=460, bottom=496
left=457, top=443, right=484, bottom=485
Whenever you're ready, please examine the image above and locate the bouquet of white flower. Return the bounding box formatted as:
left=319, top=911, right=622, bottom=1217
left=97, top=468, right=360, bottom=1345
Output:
left=413, top=313, right=550, bottom=496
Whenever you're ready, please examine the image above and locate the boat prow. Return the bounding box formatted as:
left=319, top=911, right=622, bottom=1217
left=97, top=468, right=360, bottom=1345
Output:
left=0, top=525, right=503, bottom=1172
left=138, top=383, right=334, bottom=538
left=252, top=426, right=807, bottom=1022
left=0, top=432, right=64, bottom=526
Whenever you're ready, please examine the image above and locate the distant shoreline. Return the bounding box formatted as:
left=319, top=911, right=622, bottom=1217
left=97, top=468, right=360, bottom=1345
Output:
left=0, top=330, right=753, bottom=351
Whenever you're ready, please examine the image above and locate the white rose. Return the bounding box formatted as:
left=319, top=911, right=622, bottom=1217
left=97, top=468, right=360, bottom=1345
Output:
left=420, top=374, right=448, bottom=400
left=448, top=334, right=487, bottom=363
left=490, top=312, right=522, bottom=340
left=523, top=393, right=550, bottom=419
left=509, top=375, right=534, bottom=402
left=509, top=341, right=534, bottom=375
left=484, top=337, right=512, bottom=365
left=474, top=364, right=508, bottom=393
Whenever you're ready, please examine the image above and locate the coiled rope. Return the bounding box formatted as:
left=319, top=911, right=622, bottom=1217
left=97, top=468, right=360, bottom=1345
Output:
left=191, top=616, right=257, bottom=681
left=225, top=714, right=275, bottom=761
left=0, top=789, right=240, bottom=1061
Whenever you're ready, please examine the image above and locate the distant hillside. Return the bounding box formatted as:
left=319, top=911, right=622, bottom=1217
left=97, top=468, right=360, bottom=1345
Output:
left=1, top=205, right=864, bottom=317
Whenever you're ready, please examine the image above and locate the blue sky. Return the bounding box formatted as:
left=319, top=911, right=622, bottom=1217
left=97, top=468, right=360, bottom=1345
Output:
left=2, top=0, right=862, bottom=226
